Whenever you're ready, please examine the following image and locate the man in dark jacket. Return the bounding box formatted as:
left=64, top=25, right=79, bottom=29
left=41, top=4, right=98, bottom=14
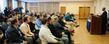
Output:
left=101, top=8, right=107, bottom=34
left=5, top=17, right=23, bottom=44
left=47, top=17, right=62, bottom=38
left=49, top=17, right=69, bottom=44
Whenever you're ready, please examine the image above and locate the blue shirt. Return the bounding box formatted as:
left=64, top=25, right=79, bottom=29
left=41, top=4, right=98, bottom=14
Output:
left=35, top=18, right=42, bottom=30
left=64, top=14, right=70, bottom=21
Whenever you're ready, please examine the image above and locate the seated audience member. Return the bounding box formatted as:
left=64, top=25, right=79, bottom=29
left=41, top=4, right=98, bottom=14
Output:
left=5, top=17, right=23, bottom=44
left=35, top=15, right=42, bottom=30
left=51, top=16, right=66, bottom=32
left=30, top=13, right=36, bottom=22
left=69, top=14, right=76, bottom=21
left=34, top=15, right=42, bottom=36
left=25, top=9, right=30, bottom=15
left=64, top=13, right=79, bottom=35
left=58, top=15, right=66, bottom=28
left=29, top=14, right=39, bottom=44
left=29, top=15, right=36, bottom=33
left=0, top=14, right=9, bottom=41
left=39, top=18, right=63, bottom=44
left=20, top=15, right=34, bottom=44
left=64, top=13, right=72, bottom=21
left=70, top=14, right=79, bottom=27
left=52, top=15, right=74, bottom=44
left=53, top=15, right=73, bottom=44
left=64, top=13, right=79, bottom=27
left=47, top=17, right=62, bottom=38
left=28, top=22, right=36, bottom=33
left=47, top=17, right=69, bottom=44
left=18, top=16, right=23, bottom=25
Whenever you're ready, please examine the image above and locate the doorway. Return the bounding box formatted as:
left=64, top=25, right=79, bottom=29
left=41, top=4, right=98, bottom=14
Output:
left=60, top=6, right=66, bottom=15
left=79, top=7, right=90, bottom=19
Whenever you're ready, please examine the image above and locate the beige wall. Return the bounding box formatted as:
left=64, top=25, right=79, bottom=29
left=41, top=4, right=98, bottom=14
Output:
left=94, top=0, right=109, bottom=15
left=27, top=2, right=59, bottom=13
left=23, top=0, right=93, bottom=2
left=27, top=1, right=94, bottom=14
left=59, top=1, right=94, bottom=15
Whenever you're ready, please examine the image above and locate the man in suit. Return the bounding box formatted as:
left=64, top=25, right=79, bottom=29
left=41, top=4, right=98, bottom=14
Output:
left=5, top=17, right=23, bottom=44
left=47, top=17, right=69, bottom=44
left=101, top=8, right=107, bottom=34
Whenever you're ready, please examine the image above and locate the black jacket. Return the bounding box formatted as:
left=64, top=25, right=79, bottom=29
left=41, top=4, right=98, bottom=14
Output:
left=5, top=25, right=23, bottom=43
left=101, top=11, right=107, bottom=23
left=48, top=24, right=62, bottom=38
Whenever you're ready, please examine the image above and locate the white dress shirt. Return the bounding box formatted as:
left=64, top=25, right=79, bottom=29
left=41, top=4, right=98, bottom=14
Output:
left=39, top=25, right=58, bottom=44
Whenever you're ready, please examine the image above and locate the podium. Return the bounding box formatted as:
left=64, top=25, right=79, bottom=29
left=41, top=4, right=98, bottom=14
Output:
left=90, top=15, right=102, bottom=35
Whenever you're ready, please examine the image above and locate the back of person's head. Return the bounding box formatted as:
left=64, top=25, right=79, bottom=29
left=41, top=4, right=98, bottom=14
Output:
left=51, top=13, right=55, bottom=16
left=70, top=14, right=74, bottom=17
left=41, top=18, right=48, bottom=25
left=47, top=17, right=53, bottom=24
left=23, top=15, right=30, bottom=23
left=5, top=7, right=8, bottom=10
left=10, top=17, right=18, bottom=25
left=34, top=14, right=37, bottom=17
left=102, top=8, right=106, bottom=11
left=51, top=15, right=58, bottom=22
left=25, top=9, right=29, bottom=13
left=37, top=15, right=40, bottom=19
left=23, top=15, right=29, bottom=22
left=58, top=15, right=63, bottom=20
left=30, top=13, right=33, bottom=16
left=35, top=13, right=37, bottom=15
left=47, top=17, right=51, bottom=22
left=19, top=16, right=23, bottom=21
left=43, top=14, right=47, bottom=18
left=67, top=12, right=70, bottom=14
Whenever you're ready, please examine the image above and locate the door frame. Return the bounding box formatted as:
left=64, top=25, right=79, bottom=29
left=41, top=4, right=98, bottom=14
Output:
left=60, top=6, right=66, bottom=15
left=79, top=7, right=90, bottom=19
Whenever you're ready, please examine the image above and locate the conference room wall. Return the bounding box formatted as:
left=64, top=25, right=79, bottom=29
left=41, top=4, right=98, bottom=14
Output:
left=27, top=2, right=59, bottom=13
left=94, top=0, right=109, bottom=15
left=59, top=1, right=94, bottom=15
